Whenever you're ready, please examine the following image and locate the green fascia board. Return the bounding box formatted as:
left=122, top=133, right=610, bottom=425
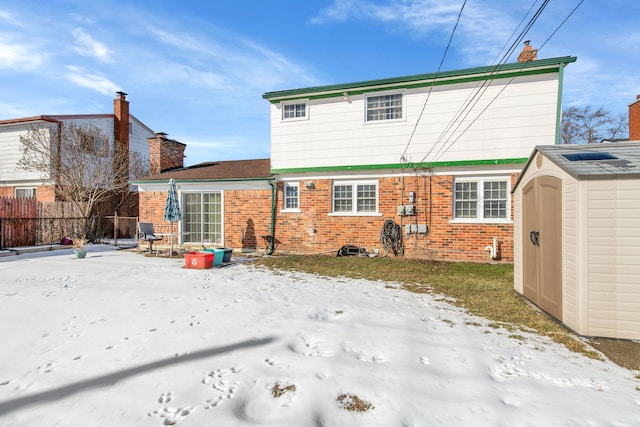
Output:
left=129, top=177, right=274, bottom=185
left=263, top=56, right=576, bottom=103
left=270, top=158, right=528, bottom=174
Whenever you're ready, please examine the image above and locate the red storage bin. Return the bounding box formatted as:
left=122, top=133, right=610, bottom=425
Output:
left=184, top=252, right=213, bottom=269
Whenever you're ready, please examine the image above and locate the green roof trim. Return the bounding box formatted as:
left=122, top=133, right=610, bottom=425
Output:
left=270, top=158, right=528, bottom=174
left=262, top=56, right=576, bottom=102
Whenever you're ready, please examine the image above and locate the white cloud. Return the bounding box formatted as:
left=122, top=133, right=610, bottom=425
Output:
left=72, top=28, right=112, bottom=62
left=0, top=10, right=22, bottom=27
left=0, top=39, right=46, bottom=70
left=148, top=63, right=230, bottom=90
left=309, top=0, right=523, bottom=64
left=65, top=65, right=119, bottom=95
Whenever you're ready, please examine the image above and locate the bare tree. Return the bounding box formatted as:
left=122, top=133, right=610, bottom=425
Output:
left=17, top=122, right=149, bottom=238
left=561, top=105, right=628, bottom=144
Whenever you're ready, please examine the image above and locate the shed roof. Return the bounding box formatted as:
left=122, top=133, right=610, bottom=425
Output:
left=515, top=142, right=640, bottom=189
left=131, top=158, right=272, bottom=183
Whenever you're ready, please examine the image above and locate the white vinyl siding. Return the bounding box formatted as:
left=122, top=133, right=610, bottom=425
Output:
left=453, top=177, right=510, bottom=222
left=268, top=73, right=560, bottom=171
left=332, top=180, right=378, bottom=215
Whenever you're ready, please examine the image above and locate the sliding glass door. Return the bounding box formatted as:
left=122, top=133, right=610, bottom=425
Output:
left=183, top=192, right=222, bottom=245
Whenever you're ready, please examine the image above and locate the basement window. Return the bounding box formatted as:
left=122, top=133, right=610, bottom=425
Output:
left=562, top=152, right=618, bottom=161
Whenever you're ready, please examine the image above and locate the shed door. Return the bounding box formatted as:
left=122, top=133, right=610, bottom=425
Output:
left=522, top=176, right=562, bottom=321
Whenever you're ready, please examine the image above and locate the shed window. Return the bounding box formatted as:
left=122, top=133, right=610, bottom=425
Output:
left=562, top=152, right=618, bottom=161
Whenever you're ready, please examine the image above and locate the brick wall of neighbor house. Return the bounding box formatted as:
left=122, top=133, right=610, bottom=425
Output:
left=148, top=133, right=186, bottom=175
left=273, top=174, right=517, bottom=262
left=0, top=185, right=56, bottom=202
left=629, top=94, right=640, bottom=140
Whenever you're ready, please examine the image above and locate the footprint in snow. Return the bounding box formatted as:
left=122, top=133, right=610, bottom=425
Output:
left=418, top=356, right=430, bottom=365
left=288, top=333, right=334, bottom=357
left=202, top=367, right=244, bottom=409
left=148, top=406, right=195, bottom=425
left=158, top=391, right=174, bottom=403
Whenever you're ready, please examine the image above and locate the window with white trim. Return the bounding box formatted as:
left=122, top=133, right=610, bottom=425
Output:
left=282, top=101, right=308, bottom=121
left=79, top=131, right=106, bottom=155
left=15, top=187, right=36, bottom=198
left=332, top=180, right=378, bottom=214
left=182, top=192, right=222, bottom=245
left=283, top=182, right=299, bottom=210
left=453, top=178, right=509, bottom=221
left=366, top=93, right=403, bottom=122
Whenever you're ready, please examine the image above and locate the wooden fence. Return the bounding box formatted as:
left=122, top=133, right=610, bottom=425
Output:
left=0, top=197, right=138, bottom=248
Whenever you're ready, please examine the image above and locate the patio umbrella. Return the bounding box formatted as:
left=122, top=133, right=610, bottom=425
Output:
left=163, top=179, right=182, bottom=256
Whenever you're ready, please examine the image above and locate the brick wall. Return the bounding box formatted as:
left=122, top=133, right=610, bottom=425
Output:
left=138, top=174, right=516, bottom=262
left=629, top=95, right=640, bottom=140
left=272, top=174, right=517, bottom=262
left=224, top=189, right=273, bottom=251
left=139, top=188, right=273, bottom=251
left=148, top=134, right=186, bottom=175
left=0, top=185, right=55, bottom=202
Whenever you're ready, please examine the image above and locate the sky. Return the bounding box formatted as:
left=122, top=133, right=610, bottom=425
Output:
left=1, top=0, right=638, bottom=166
left=0, top=246, right=638, bottom=426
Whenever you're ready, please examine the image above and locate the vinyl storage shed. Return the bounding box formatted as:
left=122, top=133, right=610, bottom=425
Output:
left=513, top=142, right=640, bottom=340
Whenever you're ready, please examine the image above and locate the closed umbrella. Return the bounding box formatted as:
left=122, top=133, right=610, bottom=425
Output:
left=163, top=179, right=182, bottom=256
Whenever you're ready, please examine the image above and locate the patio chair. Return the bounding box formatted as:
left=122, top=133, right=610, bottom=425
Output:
left=138, top=222, right=163, bottom=254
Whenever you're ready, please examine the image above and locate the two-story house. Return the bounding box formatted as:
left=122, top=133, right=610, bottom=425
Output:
left=262, top=49, right=576, bottom=262
left=0, top=92, right=154, bottom=202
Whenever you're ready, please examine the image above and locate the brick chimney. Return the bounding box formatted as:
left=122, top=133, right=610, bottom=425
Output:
left=517, top=40, right=538, bottom=62
left=629, top=94, right=640, bottom=141
left=114, top=91, right=130, bottom=150
left=148, top=132, right=187, bottom=175
left=113, top=91, right=130, bottom=182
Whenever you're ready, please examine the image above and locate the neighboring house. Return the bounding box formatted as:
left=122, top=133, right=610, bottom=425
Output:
left=262, top=47, right=576, bottom=262
left=0, top=92, right=154, bottom=202
left=513, top=142, right=640, bottom=340
left=132, top=159, right=273, bottom=252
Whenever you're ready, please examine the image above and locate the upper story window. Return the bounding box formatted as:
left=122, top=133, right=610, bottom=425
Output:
left=453, top=177, right=510, bottom=222
left=15, top=187, right=36, bottom=198
left=283, top=182, right=299, bottom=211
left=366, top=93, right=403, bottom=122
left=79, top=131, right=106, bottom=155
left=332, top=180, right=378, bottom=215
left=282, top=100, right=308, bottom=121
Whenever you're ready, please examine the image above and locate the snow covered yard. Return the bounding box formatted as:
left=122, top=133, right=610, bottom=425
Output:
left=0, top=246, right=638, bottom=426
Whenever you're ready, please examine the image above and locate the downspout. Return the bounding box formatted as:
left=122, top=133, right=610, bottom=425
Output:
left=267, top=178, right=276, bottom=255
left=554, top=63, right=565, bottom=144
